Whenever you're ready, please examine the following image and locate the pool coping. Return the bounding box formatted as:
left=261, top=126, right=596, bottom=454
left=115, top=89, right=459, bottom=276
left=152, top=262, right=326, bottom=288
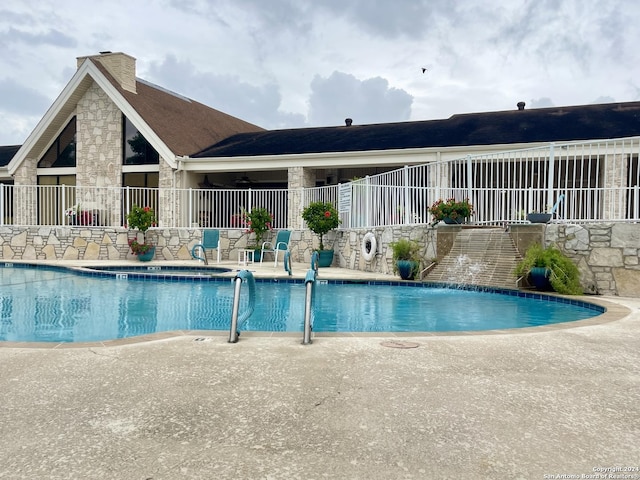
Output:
left=0, top=261, right=632, bottom=349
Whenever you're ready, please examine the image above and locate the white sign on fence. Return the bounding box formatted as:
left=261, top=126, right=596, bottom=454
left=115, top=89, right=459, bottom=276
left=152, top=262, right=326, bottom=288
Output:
left=338, top=183, right=351, bottom=213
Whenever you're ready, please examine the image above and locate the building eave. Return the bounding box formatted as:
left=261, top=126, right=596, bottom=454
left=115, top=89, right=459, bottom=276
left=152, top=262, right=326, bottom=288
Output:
left=177, top=141, right=554, bottom=172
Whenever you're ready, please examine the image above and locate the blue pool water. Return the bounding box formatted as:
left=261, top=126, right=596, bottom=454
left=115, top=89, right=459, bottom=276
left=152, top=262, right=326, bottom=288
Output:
left=0, top=264, right=603, bottom=343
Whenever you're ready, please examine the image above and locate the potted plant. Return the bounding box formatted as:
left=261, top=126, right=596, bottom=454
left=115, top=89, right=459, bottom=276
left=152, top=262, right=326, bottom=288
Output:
left=514, top=243, right=583, bottom=294
left=390, top=238, right=421, bottom=280
left=428, top=198, right=473, bottom=226
left=527, top=210, right=552, bottom=224
left=302, top=201, right=341, bottom=267
left=242, top=207, right=273, bottom=261
left=126, top=205, right=157, bottom=261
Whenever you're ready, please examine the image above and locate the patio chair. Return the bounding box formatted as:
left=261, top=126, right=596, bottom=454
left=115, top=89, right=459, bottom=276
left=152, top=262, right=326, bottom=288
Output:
left=191, top=229, right=221, bottom=264
left=260, top=230, right=291, bottom=267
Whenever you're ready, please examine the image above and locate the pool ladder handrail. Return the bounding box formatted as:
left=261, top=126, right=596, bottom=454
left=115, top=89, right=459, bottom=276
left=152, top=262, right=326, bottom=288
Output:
left=302, top=268, right=317, bottom=345
left=229, top=270, right=256, bottom=343
left=192, top=245, right=208, bottom=265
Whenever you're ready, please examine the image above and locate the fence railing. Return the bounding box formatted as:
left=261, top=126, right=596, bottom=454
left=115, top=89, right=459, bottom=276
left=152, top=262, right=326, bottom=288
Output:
left=1, top=137, right=639, bottom=229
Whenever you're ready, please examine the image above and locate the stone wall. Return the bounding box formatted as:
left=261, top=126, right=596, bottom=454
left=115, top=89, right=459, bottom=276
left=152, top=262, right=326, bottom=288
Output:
left=1, top=223, right=638, bottom=297
left=546, top=223, right=640, bottom=297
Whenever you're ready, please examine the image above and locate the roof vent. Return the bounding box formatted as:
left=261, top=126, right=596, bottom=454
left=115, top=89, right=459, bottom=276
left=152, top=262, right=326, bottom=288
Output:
left=517, top=101, right=526, bottom=110
left=345, top=118, right=353, bottom=126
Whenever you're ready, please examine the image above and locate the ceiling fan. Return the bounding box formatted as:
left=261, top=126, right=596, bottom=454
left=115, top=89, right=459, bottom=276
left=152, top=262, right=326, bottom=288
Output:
left=235, top=173, right=255, bottom=187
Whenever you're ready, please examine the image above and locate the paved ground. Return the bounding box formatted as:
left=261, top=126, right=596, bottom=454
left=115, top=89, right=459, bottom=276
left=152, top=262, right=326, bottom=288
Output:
left=0, top=260, right=639, bottom=479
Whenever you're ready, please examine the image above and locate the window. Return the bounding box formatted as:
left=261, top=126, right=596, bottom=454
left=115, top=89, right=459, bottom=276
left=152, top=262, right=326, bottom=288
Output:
left=123, top=116, right=159, bottom=165
left=38, top=117, right=76, bottom=168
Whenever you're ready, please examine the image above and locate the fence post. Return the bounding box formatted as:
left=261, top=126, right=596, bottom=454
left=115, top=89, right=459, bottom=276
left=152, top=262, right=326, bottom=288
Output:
left=466, top=154, right=473, bottom=201
left=188, top=188, right=193, bottom=228
left=547, top=143, right=556, bottom=211
left=365, top=176, right=371, bottom=228
left=125, top=186, right=130, bottom=227
left=0, top=183, right=4, bottom=227
left=403, top=165, right=411, bottom=224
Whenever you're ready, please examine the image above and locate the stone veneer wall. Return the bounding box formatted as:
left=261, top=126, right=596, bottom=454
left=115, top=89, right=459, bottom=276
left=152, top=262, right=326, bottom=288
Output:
left=545, top=223, right=640, bottom=297
left=1, top=224, right=638, bottom=297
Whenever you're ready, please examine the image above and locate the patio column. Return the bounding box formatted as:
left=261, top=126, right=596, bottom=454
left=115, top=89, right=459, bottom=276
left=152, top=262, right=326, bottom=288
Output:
left=288, top=167, right=315, bottom=229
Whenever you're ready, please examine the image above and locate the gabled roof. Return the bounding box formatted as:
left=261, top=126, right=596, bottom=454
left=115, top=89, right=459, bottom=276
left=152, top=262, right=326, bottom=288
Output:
left=8, top=55, right=263, bottom=174
left=194, top=101, right=640, bottom=158
left=0, top=145, right=20, bottom=168
left=92, top=62, right=263, bottom=156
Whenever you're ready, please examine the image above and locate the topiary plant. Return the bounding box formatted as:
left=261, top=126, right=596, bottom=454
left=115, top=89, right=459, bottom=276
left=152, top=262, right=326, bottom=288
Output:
left=301, top=201, right=341, bottom=250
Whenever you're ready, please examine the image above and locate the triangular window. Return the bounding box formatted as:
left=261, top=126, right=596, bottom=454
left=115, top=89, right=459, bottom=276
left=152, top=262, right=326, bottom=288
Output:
left=123, top=115, right=159, bottom=165
left=38, top=117, right=76, bottom=168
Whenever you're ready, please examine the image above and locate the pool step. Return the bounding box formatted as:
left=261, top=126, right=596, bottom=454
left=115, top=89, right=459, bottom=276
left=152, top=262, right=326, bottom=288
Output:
left=426, top=228, right=522, bottom=289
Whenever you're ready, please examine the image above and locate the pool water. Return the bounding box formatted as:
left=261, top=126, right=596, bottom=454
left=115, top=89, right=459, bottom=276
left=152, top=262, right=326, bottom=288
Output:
left=0, top=265, right=603, bottom=343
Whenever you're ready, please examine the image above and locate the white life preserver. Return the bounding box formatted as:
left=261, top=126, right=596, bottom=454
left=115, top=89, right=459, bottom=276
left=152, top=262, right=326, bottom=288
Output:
left=361, top=232, right=377, bottom=261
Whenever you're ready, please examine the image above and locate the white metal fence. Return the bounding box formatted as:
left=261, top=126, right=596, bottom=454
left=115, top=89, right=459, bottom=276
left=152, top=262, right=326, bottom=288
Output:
left=1, top=137, right=639, bottom=228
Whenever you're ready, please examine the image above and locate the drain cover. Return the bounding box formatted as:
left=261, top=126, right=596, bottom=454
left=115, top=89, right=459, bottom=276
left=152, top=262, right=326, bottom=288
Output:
left=380, top=340, right=420, bottom=349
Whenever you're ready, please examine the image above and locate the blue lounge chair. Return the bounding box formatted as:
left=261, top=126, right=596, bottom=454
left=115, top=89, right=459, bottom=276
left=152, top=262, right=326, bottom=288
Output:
left=260, top=230, right=291, bottom=267
left=191, top=229, right=221, bottom=264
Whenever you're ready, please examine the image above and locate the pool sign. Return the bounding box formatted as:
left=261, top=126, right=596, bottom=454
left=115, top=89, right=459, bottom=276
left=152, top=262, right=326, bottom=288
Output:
left=338, top=183, right=351, bottom=213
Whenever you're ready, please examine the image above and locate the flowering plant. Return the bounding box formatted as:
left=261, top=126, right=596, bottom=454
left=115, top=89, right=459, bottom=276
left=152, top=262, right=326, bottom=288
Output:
left=427, top=198, right=473, bottom=226
left=301, top=201, right=341, bottom=250
left=126, top=205, right=157, bottom=232
left=126, top=205, right=157, bottom=255
left=65, top=204, right=97, bottom=226
left=128, top=238, right=154, bottom=255
left=242, top=207, right=273, bottom=246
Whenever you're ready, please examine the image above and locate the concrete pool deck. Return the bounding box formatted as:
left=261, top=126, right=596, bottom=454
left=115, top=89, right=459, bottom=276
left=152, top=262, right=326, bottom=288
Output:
left=0, top=260, right=638, bottom=478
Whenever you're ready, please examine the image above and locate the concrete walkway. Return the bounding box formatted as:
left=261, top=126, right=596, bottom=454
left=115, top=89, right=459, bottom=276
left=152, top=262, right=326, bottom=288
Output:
left=0, top=261, right=639, bottom=479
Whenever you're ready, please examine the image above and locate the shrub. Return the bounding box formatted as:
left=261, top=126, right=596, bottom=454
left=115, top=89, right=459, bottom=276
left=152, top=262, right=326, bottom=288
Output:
left=514, top=244, right=583, bottom=295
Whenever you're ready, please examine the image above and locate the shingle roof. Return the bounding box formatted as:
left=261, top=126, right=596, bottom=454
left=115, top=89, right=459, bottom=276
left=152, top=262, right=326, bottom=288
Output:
left=194, top=101, right=640, bottom=158
left=0, top=145, right=20, bottom=167
left=92, top=61, right=264, bottom=157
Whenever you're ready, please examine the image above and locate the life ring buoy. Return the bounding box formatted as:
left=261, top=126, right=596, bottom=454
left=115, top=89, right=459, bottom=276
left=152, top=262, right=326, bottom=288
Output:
left=361, top=232, right=377, bottom=261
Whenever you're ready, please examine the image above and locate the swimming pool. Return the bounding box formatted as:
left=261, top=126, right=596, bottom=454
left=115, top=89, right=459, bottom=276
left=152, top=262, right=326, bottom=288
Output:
left=0, top=264, right=604, bottom=343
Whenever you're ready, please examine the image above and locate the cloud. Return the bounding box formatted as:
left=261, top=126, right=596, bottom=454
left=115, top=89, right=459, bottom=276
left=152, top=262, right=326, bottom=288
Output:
left=308, top=71, right=413, bottom=126
left=0, top=27, right=76, bottom=48
left=0, top=78, right=51, bottom=115
left=146, top=54, right=305, bottom=129
left=529, top=97, right=555, bottom=109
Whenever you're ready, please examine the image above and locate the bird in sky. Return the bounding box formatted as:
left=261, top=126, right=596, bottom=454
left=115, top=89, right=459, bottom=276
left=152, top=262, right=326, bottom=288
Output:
left=421, top=64, right=432, bottom=74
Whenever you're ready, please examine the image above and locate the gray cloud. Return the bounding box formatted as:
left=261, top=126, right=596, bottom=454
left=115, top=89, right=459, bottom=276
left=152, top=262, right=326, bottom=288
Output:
left=146, top=54, right=305, bottom=129
left=308, top=71, right=413, bottom=126
left=0, top=78, right=51, bottom=115
left=529, top=97, right=555, bottom=109
left=0, top=27, right=76, bottom=48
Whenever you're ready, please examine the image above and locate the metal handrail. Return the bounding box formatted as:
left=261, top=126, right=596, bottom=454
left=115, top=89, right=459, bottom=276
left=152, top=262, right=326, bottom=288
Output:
left=302, top=268, right=317, bottom=345
left=228, top=270, right=256, bottom=343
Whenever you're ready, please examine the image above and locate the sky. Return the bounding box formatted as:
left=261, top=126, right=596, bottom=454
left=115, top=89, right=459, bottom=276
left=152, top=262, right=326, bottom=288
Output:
left=1, top=0, right=640, bottom=145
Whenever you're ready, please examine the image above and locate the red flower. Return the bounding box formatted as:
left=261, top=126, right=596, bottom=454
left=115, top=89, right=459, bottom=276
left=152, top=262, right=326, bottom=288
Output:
left=143, top=206, right=150, bottom=212
left=324, top=211, right=331, bottom=218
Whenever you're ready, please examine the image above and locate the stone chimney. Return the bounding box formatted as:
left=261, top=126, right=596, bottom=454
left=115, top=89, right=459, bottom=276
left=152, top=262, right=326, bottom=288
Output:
left=77, top=51, right=137, bottom=93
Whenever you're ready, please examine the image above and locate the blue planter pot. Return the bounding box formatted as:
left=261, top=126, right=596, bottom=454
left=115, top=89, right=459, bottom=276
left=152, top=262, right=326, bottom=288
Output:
left=317, top=249, right=334, bottom=267
left=396, top=260, right=418, bottom=280
left=138, top=246, right=156, bottom=262
left=527, top=213, right=552, bottom=224
left=530, top=266, right=552, bottom=290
